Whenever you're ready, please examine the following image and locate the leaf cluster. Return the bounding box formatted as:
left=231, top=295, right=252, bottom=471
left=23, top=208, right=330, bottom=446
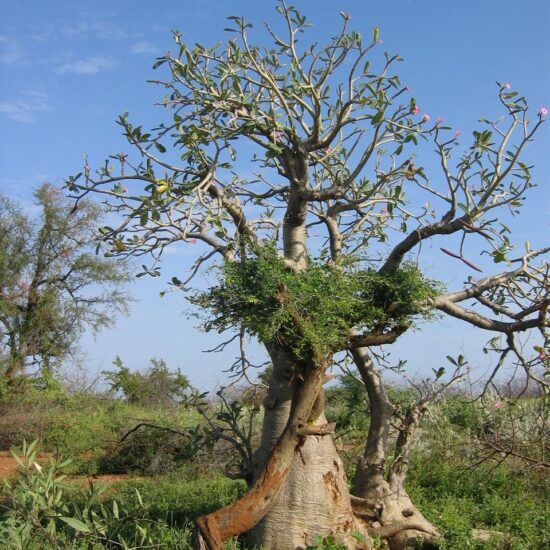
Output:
left=103, top=357, right=190, bottom=408
left=0, top=441, right=170, bottom=549
left=193, top=246, right=439, bottom=357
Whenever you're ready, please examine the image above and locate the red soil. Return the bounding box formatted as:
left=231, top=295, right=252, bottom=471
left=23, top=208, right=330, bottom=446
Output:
left=0, top=451, right=138, bottom=483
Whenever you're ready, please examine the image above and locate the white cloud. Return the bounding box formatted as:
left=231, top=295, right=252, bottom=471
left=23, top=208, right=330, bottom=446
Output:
left=130, top=40, right=160, bottom=55
left=60, top=17, right=128, bottom=41
left=0, top=91, right=51, bottom=124
left=55, top=55, right=115, bottom=75
left=91, top=20, right=128, bottom=40
left=0, top=35, right=26, bottom=64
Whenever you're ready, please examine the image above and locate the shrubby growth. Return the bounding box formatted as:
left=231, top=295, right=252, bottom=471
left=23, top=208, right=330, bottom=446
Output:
left=104, top=357, right=190, bottom=407
left=0, top=377, right=547, bottom=549
left=194, top=245, right=439, bottom=358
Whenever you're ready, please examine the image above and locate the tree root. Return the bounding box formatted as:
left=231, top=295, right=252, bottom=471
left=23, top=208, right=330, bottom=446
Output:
left=367, top=520, right=438, bottom=541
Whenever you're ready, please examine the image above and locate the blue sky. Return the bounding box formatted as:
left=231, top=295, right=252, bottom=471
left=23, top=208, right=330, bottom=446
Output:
left=1, top=0, right=549, bottom=390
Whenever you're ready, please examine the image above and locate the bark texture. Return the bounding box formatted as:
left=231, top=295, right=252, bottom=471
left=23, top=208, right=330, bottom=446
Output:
left=248, top=345, right=364, bottom=550
left=351, top=347, right=437, bottom=550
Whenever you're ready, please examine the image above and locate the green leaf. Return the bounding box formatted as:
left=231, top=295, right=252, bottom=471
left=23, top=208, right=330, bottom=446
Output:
left=373, top=26, right=380, bottom=43
left=152, top=57, right=168, bottom=69
left=154, top=142, right=166, bottom=154
left=371, top=109, right=384, bottom=125
left=432, top=367, right=445, bottom=379
left=59, top=517, right=91, bottom=533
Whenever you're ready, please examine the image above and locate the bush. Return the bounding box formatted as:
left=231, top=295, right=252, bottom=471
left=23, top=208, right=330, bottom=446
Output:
left=0, top=380, right=204, bottom=475
left=97, top=421, right=205, bottom=475
left=103, top=357, right=190, bottom=407
left=408, top=444, right=550, bottom=548
left=0, top=441, right=171, bottom=549
left=0, top=442, right=246, bottom=549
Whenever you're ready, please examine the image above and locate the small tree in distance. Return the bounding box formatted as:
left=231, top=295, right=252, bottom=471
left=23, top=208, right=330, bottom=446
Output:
left=104, top=356, right=190, bottom=407
left=0, top=184, right=131, bottom=379
left=67, top=3, right=549, bottom=548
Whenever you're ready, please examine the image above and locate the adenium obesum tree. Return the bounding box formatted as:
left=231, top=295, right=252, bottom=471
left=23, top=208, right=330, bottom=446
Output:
left=67, top=4, right=548, bottom=548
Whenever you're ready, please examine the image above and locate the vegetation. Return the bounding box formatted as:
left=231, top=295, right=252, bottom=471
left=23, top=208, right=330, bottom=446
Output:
left=103, top=357, right=190, bottom=407
left=0, top=377, right=547, bottom=549
left=1, top=1, right=547, bottom=548
left=194, top=245, right=439, bottom=358
left=0, top=184, right=130, bottom=378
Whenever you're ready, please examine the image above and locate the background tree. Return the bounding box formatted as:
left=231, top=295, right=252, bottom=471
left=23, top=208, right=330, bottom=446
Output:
left=104, top=356, right=190, bottom=407
left=0, top=184, right=131, bottom=378
left=67, top=3, right=549, bottom=548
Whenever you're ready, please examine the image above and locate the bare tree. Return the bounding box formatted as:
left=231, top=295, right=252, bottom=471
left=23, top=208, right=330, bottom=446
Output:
left=67, top=3, right=548, bottom=548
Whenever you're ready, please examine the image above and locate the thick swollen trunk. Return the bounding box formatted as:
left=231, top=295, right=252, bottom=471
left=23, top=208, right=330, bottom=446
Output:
left=196, top=344, right=368, bottom=549
left=248, top=344, right=361, bottom=549
left=351, top=347, right=437, bottom=550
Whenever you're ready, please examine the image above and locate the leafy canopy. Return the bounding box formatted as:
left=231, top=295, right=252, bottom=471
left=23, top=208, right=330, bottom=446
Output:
left=65, top=2, right=548, bottom=384
left=193, top=246, right=440, bottom=358
left=0, top=184, right=131, bottom=376
left=103, top=356, right=190, bottom=407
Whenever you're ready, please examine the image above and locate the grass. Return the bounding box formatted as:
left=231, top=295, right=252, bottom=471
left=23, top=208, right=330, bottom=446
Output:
left=0, top=381, right=547, bottom=549
left=406, top=431, right=549, bottom=548
left=111, top=475, right=247, bottom=526
left=0, top=386, right=204, bottom=475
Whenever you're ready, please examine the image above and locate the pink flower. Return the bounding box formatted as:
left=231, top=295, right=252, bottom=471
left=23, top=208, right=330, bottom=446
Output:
left=377, top=39, right=384, bottom=45
left=504, top=83, right=511, bottom=89
left=325, top=147, right=331, bottom=154
left=494, top=401, right=502, bottom=410
left=539, top=350, right=546, bottom=360
left=422, top=114, right=431, bottom=122
left=122, top=186, right=128, bottom=193
left=539, top=106, right=548, bottom=117
left=188, top=238, right=197, bottom=244
left=436, top=117, right=444, bottom=123
left=411, top=105, right=420, bottom=115
left=380, top=207, right=389, bottom=216
left=454, top=130, right=461, bottom=138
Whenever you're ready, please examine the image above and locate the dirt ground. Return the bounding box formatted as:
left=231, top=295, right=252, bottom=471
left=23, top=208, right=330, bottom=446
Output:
left=0, top=451, right=34, bottom=479
left=0, top=451, right=136, bottom=484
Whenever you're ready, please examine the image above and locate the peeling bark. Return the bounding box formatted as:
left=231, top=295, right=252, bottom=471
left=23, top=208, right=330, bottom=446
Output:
left=196, top=345, right=351, bottom=549
left=248, top=344, right=364, bottom=549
